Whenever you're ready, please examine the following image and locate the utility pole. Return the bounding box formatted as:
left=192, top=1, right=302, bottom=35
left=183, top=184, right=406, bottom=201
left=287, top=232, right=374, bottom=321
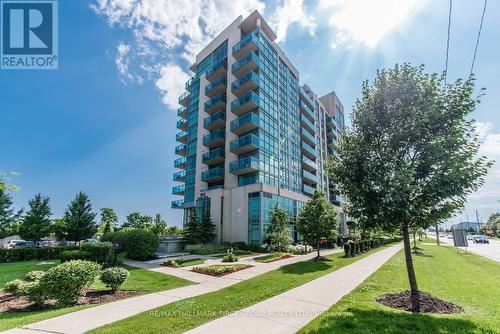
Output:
left=476, top=210, right=481, bottom=234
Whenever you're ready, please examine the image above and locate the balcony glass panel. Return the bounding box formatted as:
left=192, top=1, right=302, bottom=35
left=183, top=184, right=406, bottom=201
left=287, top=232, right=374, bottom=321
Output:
left=231, top=52, right=259, bottom=76
left=205, top=59, right=227, bottom=81
left=174, top=157, right=187, bottom=168
left=232, top=30, right=259, bottom=57
left=301, top=141, right=316, bottom=157
left=172, top=184, right=185, bottom=195
left=300, top=87, right=314, bottom=108
left=230, top=133, right=260, bottom=154
left=301, top=128, right=316, bottom=146
left=176, top=131, right=188, bottom=142
left=231, top=71, right=259, bottom=95
left=173, top=170, right=186, bottom=181
left=205, top=76, right=227, bottom=96
left=230, top=112, right=259, bottom=134
left=202, top=147, right=225, bottom=164
left=201, top=167, right=224, bottom=182
left=300, top=100, right=315, bottom=121
left=203, top=111, right=226, bottom=130
left=231, top=91, right=260, bottom=116
left=171, top=199, right=184, bottom=209
left=202, top=129, right=225, bottom=147
left=175, top=144, right=187, bottom=155
left=300, top=113, right=316, bottom=133
left=303, top=183, right=315, bottom=195
left=230, top=156, right=259, bottom=175
left=302, top=170, right=318, bottom=184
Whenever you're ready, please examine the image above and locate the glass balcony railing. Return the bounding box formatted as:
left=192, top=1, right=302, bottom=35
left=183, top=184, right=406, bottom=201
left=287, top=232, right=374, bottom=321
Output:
left=202, top=147, right=225, bottom=164
left=171, top=199, right=184, bottom=209
left=206, top=59, right=227, bottom=81
left=172, top=184, right=185, bottom=195
left=175, top=144, right=187, bottom=156
left=301, top=156, right=317, bottom=171
left=301, top=141, right=316, bottom=158
left=173, top=170, right=186, bottom=181
left=300, top=100, right=315, bottom=121
left=301, top=128, right=316, bottom=146
left=231, top=71, right=259, bottom=96
left=231, top=52, right=259, bottom=76
left=230, top=112, right=259, bottom=135
left=203, top=111, right=226, bottom=131
left=300, top=87, right=314, bottom=109
left=202, top=129, right=225, bottom=148
left=303, top=183, right=315, bottom=196
left=205, top=77, right=227, bottom=97
left=201, top=167, right=224, bottom=182
left=185, top=76, right=195, bottom=91
left=230, top=156, right=259, bottom=175
left=232, top=30, right=259, bottom=58
left=176, top=131, right=188, bottom=143
left=302, top=170, right=318, bottom=184
left=204, top=93, right=226, bottom=113
left=177, top=106, right=188, bottom=118
left=231, top=91, right=259, bottom=116
left=230, top=133, right=260, bottom=154
left=176, top=118, right=188, bottom=130
left=174, top=157, right=187, bottom=169
left=300, top=113, right=316, bottom=134
left=178, top=90, right=190, bottom=105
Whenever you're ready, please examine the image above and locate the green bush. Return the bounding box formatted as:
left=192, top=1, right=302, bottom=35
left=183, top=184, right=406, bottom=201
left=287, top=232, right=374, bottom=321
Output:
left=190, top=245, right=230, bottom=255
left=164, top=259, right=180, bottom=267
left=25, top=270, right=45, bottom=282
left=3, top=279, right=24, bottom=293
left=222, top=252, right=238, bottom=263
left=0, top=246, right=79, bottom=263
left=343, top=242, right=351, bottom=257
left=102, top=230, right=159, bottom=261
left=60, top=250, right=90, bottom=263
left=81, top=242, right=113, bottom=264
left=100, top=267, right=129, bottom=292
left=40, top=260, right=101, bottom=307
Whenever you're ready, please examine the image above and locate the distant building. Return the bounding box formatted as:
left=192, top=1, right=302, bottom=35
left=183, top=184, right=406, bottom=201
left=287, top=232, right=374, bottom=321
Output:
left=451, top=222, right=480, bottom=232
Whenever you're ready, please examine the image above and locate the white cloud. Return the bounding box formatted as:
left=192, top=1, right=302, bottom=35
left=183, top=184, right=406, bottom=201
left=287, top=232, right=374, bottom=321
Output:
left=269, top=0, right=315, bottom=43
left=320, top=0, right=424, bottom=48
left=155, top=65, right=190, bottom=110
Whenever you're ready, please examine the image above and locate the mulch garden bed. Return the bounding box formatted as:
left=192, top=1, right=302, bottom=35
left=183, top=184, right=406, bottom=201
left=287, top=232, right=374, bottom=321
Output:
left=376, top=290, right=463, bottom=314
left=0, top=289, right=144, bottom=313
left=192, top=264, right=253, bottom=277
left=254, top=253, right=293, bottom=263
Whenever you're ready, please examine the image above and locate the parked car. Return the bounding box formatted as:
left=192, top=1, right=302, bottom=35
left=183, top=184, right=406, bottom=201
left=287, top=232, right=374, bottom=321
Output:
left=6, top=240, right=25, bottom=249
left=13, top=241, right=35, bottom=248
left=82, top=239, right=98, bottom=244
left=36, top=240, right=55, bottom=247
left=473, top=235, right=489, bottom=244
left=447, top=234, right=454, bottom=239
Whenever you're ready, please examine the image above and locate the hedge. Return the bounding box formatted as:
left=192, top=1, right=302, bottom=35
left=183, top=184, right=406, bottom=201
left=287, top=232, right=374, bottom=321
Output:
left=102, top=230, right=159, bottom=261
left=81, top=242, right=113, bottom=264
left=60, top=250, right=91, bottom=263
left=343, top=236, right=403, bottom=257
left=0, top=246, right=79, bottom=263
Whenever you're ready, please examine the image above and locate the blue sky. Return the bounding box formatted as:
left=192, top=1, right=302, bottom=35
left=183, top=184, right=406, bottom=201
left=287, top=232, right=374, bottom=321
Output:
left=1, top=0, right=499, bottom=227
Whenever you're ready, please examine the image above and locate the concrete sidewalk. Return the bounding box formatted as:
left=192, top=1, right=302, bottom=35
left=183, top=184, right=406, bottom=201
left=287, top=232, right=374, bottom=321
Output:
left=186, top=243, right=403, bottom=334
left=2, top=249, right=339, bottom=334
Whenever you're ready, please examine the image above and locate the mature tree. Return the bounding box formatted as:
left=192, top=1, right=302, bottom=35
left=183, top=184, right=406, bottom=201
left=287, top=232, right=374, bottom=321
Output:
left=330, top=64, right=491, bottom=311
left=266, top=204, right=292, bottom=251
left=19, top=193, right=52, bottom=242
left=480, top=212, right=500, bottom=237
left=97, top=208, right=118, bottom=236
left=198, top=211, right=216, bottom=244
left=183, top=214, right=201, bottom=244
left=0, top=171, right=20, bottom=192
left=0, top=189, right=23, bottom=238
left=150, top=213, right=167, bottom=236
left=64, top=192, right=97, bottom=242
left=297, top=190, right=339, bottom=260
left=165, top=226, right=182, bottom=236
left=53, top=218, right=68, bottom=241
left=123, top=212, right=153, bottom=230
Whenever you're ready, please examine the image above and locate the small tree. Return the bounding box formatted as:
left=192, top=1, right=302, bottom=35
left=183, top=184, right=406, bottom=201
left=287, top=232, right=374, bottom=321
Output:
left=64, top=192, right=97, bottom=242
left=97, top=208, right=118, bottom=236
left=297, top=190, right=339, bottom=260
left=150, top=213, right=167, bottom=236
left=0, top=189, right=23, bottom=238
left=19, top=193, right=52, bottom=242
left=198, top=211, right=216, bottom=244
left=184, top=214, right=201, bottom=244
left=123, top=212, right=152, bottom=230
left=330, top=64, right=491, bottom=311
left=266, top=204, right=292, bottom=252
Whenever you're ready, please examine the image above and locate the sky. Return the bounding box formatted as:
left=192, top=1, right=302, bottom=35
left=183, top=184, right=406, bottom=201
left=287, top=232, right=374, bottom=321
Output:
left=1, top=0, right=499, bottom=228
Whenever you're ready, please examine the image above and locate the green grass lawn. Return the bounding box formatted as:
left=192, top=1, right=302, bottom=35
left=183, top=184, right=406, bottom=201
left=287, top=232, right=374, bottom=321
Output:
left=0, top=260, right=60, bottom=288
left=299, top=239, right=500, bottom=334
left=89, top=244, right=398, bottom=334
left=0, top=263, right=193, bottom=331
left=254, top=252, right=292, bottom=263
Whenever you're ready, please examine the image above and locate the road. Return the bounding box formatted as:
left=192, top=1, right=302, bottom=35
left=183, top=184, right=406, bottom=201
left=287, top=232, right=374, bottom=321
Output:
left=430, top=233, right=500, bottom=262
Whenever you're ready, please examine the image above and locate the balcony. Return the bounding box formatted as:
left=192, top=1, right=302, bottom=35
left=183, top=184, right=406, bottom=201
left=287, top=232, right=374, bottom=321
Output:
left=300, top=87, right=314, bottom=110
left=330, top=194, right=341, bottom=205
left=301, top=128, right=316, bottom=147
left=326, top=116, right=336, bottom=129
left=230, top=133, right=259, bottom=155
left=202, top=129, right=225, bottom=148
left=178, top=91, right=190, bottom=106
left=173, top=170, right=186, bottom=182
left=201, top=167, right=225, bottom=183
left=171, top=199, right=184, bottom=209
left=231, top=71, right=259, bottom=96
left=204, top=111, right=226, bottom=131
left=206, top=59, right=228, bottom=82
left=303, top=183, right=315, bottom=196
left=230, top=156, right=259, bottom=175
left=202, top=147, right=225, bottom=165
left=231, top=91, right=259, bottom=116
left=174, top=157, right=187, bottom=169
left=177, top=118, right=188, bottom=131
left=232, top=30, right=259, bottom=59
left=176, top=131, right=188, bottom=143
left=230, top=112, right=259, bottom=135
left=301, top=141, right=316, bottom=159
left=302, top=169, right=318, bottom=185
left=172, top=184, right=185, bottom=196
left=300, top=113, right=316, bottom=134
left=231, top=52, right=259, bottom=77
left=177, top=106, right=188, bottom=118
left=301, top=156, right=317, bottom=172
left=205, top=76, right=227, bottom=98
left=185, top=77, right=195, bottom=91
left=175, top=144, right=188, bottom=156
left=327, top=136, right=336, bottom=147
left=204, top=93, right=227, bottom=114
left=300, top=100, right=315, bottom=122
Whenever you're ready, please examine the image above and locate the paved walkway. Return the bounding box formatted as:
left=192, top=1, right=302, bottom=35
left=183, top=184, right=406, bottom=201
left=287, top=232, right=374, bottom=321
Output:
left=2, top=249, right=339, bottom=334
left=186, top=243, right=403, bottom=334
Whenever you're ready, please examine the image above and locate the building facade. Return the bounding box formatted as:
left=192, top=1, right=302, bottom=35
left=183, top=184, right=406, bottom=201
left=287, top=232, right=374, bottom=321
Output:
left=172, top=11, right=346, bottom=244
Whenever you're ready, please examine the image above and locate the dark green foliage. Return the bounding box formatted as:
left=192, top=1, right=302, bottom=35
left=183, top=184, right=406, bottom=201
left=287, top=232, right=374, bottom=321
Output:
left=102, top=229, right=159, bottom=260
left=60, top=250, right=91, bottom=263
left=123, top=212, right=152, bottom=230
left=97, top=208, right=118, bottom=236
left=0, top=189, right=22, bottom=238
left=199, top=211, right=216, bottom=244
left=39, top=260, right=101, bottom=307
left=63, top=192, right=97, bottom=242
left=343, top=242, right=351, bottom=257
left=221, top=252, right=238, bottom=263
left=266, top=204, right=292, bottom=252
left=81, top=241, right=113, bottom=264
left=150, top=213, right=167, bottom=236
left=100, top=267, right=129, bottom=292
left=183, top=214, right=201, bottom=244
left=19, top=193, right=52, bottom=242
left=24, top=270, right=45, bottom=282
left=0, top=246, right=78, bottom=263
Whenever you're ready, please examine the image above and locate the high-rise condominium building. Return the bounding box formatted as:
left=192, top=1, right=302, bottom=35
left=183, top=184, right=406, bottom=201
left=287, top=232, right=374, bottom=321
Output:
left=171, top=11, right=346, bottom=244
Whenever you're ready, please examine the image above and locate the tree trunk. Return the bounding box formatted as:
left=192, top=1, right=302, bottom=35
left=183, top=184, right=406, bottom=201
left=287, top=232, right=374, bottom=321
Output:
left=436, top=224, right=440, bottom=246
left=402, top=222, right=420, bottom=312
left=413, top=232, right=417, bottom=251
left=316, top=240, right=320, bottom=259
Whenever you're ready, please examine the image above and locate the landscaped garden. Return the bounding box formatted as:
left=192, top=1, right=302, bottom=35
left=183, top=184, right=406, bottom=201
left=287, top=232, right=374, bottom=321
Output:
left=254, top=252, right=292, bottom=263
left=192, top=264, right=252, bottom=277
left=162, top=258, right=205, bottom=268
left=298, top=239, right=500, bottom=334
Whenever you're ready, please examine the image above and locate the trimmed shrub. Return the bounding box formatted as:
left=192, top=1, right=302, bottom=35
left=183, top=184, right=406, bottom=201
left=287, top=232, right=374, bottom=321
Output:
left=222, top=252, right=238, bottom=263
left=60, top=250, right=90, bottom=263
left=0, top=246, right=79, bottom=263
left=40, top=260, right=101, bottom=307
left=100, top=267, right=129, bottom=292
left=25, top=270, right=45, bottom=282
left=3, top=279, right=24, bottom=293
left=343, top=242, right=351, bottom=257
left=164, top=259, right=180, bottom=268
left=81, top=242, right=113, bottom=264
left=102, top=230, right=159, bottom=261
